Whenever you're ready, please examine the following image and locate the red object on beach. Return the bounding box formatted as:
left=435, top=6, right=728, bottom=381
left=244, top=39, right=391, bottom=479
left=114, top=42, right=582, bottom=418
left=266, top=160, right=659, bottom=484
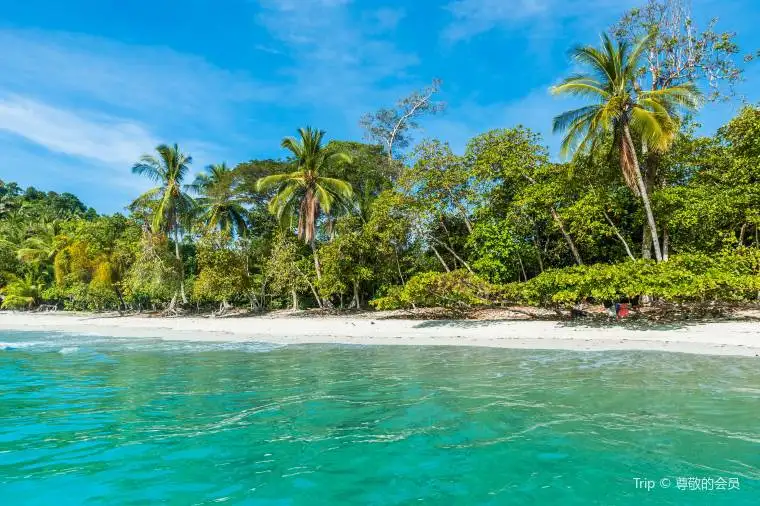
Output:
left=616, top=303, right=629, bottom=318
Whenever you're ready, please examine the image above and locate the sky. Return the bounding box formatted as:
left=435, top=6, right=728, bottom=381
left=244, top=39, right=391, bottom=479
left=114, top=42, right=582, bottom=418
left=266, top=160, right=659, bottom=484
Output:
left=0, top=0, right=758, bottom=213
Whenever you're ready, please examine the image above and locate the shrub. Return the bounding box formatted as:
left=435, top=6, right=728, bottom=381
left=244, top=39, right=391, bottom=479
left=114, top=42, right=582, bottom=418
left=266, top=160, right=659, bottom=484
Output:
left=371, top=270, right=497, bottom=310
left=192, top=244, right=250, bottom=305
left=42, top=280, right=120, bottom=311
left=0, top=274, right=43, bottom=309
left=370, top=251, right=760, bottom=310
left=501, top=251, right=760, bottom=307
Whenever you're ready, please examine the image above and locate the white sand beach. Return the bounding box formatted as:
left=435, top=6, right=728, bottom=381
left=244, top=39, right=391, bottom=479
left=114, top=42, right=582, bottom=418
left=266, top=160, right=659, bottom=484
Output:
left=1, top=311, right=759, bottom=356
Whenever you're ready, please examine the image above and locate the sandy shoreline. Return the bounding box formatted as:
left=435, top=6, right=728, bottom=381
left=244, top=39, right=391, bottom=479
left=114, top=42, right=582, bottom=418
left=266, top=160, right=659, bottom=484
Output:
left=0, top=311, right=758, bottom=356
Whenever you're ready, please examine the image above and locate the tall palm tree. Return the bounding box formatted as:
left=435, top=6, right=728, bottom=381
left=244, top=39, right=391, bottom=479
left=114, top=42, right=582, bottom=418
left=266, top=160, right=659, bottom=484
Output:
left=191, top=163, right=249, bottom=238
left=551, top=32, right=700, bottom=262
left=131, top=143, right=194, bottom=304
left=256, top=127, right=353, bottom=279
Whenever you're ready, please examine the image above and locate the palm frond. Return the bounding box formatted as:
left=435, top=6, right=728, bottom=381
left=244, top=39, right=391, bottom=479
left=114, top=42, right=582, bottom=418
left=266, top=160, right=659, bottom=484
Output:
left=571, top=43, right=615, bottom=84
left=552, top=105, right=601, bottom=134
left=268, top=183, right=301, bottom=216
left=130, top=186, right=163, bottom=209
left=131, top=157, right=163, bottom=182
left=551, top=77, right=610, bottom=101
left=313, top=185, right=335, bottom=215
left=256, top=171, right=304, bottom=192
left=317, top=177, right=354, bottom=199
left=640, top=83, right=702, bottom=109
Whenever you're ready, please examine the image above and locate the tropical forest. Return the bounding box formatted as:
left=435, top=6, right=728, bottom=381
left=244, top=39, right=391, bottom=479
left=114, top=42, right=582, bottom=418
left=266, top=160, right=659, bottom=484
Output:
left=2, top=2, right=759, bottom=316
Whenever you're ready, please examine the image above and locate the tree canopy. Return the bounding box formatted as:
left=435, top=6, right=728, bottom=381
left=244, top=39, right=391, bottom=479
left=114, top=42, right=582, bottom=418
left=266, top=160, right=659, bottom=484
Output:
left=1, top=4, right=757, bottom=315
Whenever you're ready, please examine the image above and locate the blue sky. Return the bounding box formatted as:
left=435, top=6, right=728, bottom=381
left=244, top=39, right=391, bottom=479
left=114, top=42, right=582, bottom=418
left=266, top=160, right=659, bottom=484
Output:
left=0, top=0, right=758, bottom=213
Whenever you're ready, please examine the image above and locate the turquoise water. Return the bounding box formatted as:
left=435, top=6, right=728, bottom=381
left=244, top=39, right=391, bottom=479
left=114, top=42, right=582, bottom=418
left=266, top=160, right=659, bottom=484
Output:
left=0, top=331, right=758, bottom=505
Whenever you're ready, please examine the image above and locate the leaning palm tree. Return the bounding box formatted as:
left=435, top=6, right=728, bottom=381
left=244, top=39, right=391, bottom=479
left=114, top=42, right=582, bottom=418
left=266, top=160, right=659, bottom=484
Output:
left=131, top=143, right=195, bottom=304
left=551, top=32, right=700, bottom=262
left=256, top=127, right=353, bottom=279
left=190, top=163, right=249, bottom=238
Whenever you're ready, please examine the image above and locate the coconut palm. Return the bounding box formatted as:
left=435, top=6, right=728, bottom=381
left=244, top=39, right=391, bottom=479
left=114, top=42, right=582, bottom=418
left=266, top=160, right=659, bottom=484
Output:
left=0, top=273, right=44, bottom=309
left=131, top=143, right=195, bottom=304
left=0, top=213, right=27, bottom=252
left=191, top=163, right=249, bottom=237
left=551, top=32, right=700, bottom=262
left=16, top=220, right=60, bottom=266
left=256, top=127, right=353, bottom=279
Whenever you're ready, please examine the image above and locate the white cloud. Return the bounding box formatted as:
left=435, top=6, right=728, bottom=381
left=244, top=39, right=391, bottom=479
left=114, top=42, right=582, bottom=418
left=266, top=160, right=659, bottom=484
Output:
left=0, top=27, right=282, bottom=207
left=254, top=0, right=422, bottom=128
left=0, top=28, right=280, bottom=134
left=0, top=95, right=158, bottom=165
left=443, top=0, right=639, bottom=42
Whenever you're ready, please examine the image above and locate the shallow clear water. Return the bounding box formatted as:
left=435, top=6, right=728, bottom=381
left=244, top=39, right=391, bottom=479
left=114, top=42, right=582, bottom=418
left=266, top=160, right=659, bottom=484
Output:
left=0, top=331, right=758, bottom=505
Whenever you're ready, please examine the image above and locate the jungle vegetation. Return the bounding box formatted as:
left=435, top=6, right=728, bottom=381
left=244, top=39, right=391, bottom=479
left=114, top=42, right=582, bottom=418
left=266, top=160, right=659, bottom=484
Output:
left=1, top=0, right=759, bottom=313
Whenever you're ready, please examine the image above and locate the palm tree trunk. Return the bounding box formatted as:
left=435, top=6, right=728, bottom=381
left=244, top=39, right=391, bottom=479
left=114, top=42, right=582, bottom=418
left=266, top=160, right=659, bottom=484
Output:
left=623, top=124, right=662, bottom=262
left=174, top=225, right=187, bottom=304
left=310, top=240, right=322, bottom=280
left=642, top=223, right=653, bottom=259
left=308, top=239, right=327, bottom=308
left=291, top=289, right=298, bottom=311
left=305, top=279, right=322, bottom=308
left=640, top=150, right=658, bottom=260
left=113, top=285, right=127, bottom=312
left=167, top=292, right=177, bottom=313
left=550, top=207, right=583, bottom=266
left=352, top=280, right=360, bottom=309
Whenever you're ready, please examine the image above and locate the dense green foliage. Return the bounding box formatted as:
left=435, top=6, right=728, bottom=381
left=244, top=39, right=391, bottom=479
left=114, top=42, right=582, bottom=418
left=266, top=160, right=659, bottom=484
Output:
left=3, top=104, right=758, bottom=313
left=502, top=251, right=760, bottom=308
left=1, top=4, right=757, bottom=314
left=371, top=270, right=496, bottom=311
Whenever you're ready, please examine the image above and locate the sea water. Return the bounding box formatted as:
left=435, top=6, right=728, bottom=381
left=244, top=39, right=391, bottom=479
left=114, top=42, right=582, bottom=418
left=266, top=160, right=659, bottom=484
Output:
left=0, top=330, right=758, bottom=505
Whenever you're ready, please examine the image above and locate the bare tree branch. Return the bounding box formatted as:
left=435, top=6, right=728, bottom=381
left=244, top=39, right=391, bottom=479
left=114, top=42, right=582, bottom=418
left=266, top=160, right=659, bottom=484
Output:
left=359, top=79, right=446, bottom=166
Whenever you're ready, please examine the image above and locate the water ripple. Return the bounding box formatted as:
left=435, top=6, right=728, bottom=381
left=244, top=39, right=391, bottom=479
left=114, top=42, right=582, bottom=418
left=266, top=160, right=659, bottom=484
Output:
left=0, top=331, right=758, bottom=504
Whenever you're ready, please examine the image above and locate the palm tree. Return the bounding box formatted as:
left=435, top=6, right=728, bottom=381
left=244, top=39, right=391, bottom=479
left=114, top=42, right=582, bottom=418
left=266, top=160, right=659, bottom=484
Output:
left=14, top=220, right=61, bottom=284
left=16, top=220, right=60, bottom=266
left=131, top=143, right=195, bottom=304
left=0, top=273, right=44, bottom=309
left=191, top=163, right=249, bottom=238
left=551, top=32, right=700, bottom=262
left=256, top=127, right=353, bottom=279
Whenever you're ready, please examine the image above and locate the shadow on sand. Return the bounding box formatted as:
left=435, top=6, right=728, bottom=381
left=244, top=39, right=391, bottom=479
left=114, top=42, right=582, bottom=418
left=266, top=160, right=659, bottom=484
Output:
left=412, top=317, right=735, bottom=332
